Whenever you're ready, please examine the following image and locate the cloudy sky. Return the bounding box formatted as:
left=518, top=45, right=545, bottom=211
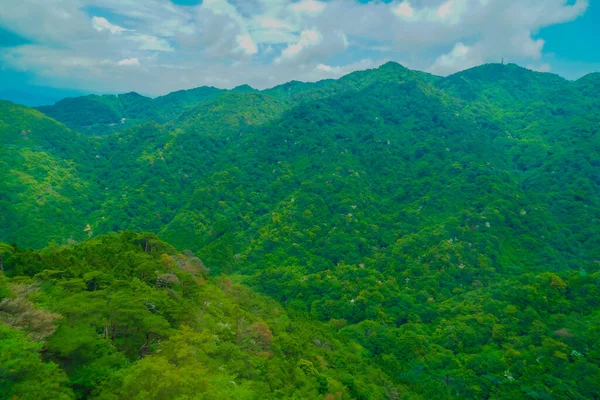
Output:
left=0, top=0, right=598, bottom=98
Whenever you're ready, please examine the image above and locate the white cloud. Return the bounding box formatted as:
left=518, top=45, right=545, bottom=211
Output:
left=90, top=15, right=174, bottom=52
left=91, top=16, right=129, bottom=35
left=154, top=19, right=195, bottom=37
left=257, top=17, right=293, bottom=30
left=392, top=1, right=415, bottom=19
left=0, top=0, right=94, bottom=45
left=390, top=0, right=467, bottom=24
left=130, top=34, right=174, bottom=52
left=273, top=28, right=348, bottom=65
left=201, top=0, right=247, bottom=27
left=435, top=0, right=468, bottom=24
left=437, top=1, right=454, bottom=19
left=275, top=28, right=322, bottom=63
left=236, top=34, right=258, bottom=55
left=290, top=0, right=326, bottom=15
left=118, top=57, right=140, bottom=66
left=249, top=15, right=297, bottom=44
left=428, top=42, right=482, bottom=75
left=315, top=63, right=337, bottom=73
left=0, top=0, right=592, bottom=95
left=510, top=31, right=544, bottom=59
left=527, top=63, right=551, bottom=73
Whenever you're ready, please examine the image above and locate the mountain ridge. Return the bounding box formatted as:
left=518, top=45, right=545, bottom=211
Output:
left=32, top=62, right=570, bottom=133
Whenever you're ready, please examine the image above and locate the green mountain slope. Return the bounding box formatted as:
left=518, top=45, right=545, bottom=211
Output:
left=5, top=61, right=598, bottom=281
left=0, top=101, right=94, bottom=246
left=5, top=61, right=599, bottom=272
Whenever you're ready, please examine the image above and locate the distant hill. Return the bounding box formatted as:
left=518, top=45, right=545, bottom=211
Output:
left=35, top=86, right=227, bottom=133
left=438, top=63, right=567, bottom=106
left=33, top=62, right=440, bottom=134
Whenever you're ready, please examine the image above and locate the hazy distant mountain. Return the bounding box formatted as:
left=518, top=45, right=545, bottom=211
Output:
left=0, top=84, right=87, bottom=107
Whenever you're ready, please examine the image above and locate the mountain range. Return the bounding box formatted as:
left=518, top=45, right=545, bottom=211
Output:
left=1, top=62, right=599, bottom=399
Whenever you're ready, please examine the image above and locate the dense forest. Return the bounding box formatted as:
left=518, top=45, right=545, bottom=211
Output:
left=1, top=62, right=599, bottom=399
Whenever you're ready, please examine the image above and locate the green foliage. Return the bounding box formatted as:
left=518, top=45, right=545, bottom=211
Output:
left=1, top=234, right=390, bottom=399
left=0, top=322, right=74, bottom=399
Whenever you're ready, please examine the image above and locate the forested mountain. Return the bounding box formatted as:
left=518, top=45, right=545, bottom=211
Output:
left=34, top=86, right=227, bottom=133
left=1, top=62, right=599, bottom=399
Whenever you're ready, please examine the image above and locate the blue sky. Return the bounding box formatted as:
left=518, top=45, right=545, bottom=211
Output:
left=0, top=0, right=597, bottom=102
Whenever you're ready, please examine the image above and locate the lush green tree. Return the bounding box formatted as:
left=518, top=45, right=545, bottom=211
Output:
left=0, top=322, right=74, bottom=399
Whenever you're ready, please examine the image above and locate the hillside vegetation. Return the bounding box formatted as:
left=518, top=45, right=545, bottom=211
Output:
left=1, top=62, right=599, bottom=399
